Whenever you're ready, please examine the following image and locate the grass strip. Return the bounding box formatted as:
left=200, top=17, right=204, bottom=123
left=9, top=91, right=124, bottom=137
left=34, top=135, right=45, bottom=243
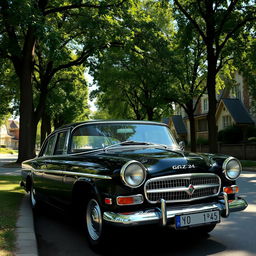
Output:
left=0, top=176, right=24, bottom=256
left=240, top=160, right=256, bottom=168
left=0, top=149, right=18, bottom=155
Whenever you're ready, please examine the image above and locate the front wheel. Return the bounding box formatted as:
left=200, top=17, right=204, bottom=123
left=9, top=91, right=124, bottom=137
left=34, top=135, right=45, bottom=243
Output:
left=85, top=198, right=107, bottom=248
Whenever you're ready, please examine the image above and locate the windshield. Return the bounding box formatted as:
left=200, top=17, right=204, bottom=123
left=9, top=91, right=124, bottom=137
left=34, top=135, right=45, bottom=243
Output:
left=70, top=123, right=177, bottom=153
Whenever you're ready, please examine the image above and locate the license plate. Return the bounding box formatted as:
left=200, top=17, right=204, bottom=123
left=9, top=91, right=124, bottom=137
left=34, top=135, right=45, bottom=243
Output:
left=175, top=210, right=220, bottom=228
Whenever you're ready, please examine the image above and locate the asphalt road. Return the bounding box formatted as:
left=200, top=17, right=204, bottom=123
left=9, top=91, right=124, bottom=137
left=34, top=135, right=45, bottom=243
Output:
left=0, top=154, right=21, bottom=175
left=34, top=172, right=256, bottom=256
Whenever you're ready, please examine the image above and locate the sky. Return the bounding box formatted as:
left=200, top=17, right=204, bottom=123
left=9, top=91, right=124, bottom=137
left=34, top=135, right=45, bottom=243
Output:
left=85, top=70, right=97, bottom=112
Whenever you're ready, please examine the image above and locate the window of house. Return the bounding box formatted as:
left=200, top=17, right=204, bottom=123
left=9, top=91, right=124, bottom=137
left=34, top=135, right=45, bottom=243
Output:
left=203, top=98, right=208, bottom=113
left=231, top=86, right=241, bottom=100
left=197, top=119, right=208, bottom=132
left=223, top=115, right=232, bottom=128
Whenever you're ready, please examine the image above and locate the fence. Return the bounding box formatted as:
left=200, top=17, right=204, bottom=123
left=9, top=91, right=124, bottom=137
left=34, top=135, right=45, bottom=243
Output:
left=196, top=143, right=256, bottom=160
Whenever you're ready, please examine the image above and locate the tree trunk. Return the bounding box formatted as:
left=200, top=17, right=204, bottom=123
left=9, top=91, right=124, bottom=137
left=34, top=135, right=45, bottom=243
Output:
left=40, top=112, right=51, bottom=146
left=187, top=112, right=196, bottom=152
left=17, top=28, right=36, bottom=163
left=147, top=108, right=154, bottom=121
left=207, top=56, right=218, bottom=153
left=205, top=3, right=218, bottom=153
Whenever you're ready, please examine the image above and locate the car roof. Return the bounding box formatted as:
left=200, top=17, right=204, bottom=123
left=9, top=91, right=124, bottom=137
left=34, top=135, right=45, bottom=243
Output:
left=55, top=120, right=168, bottom=132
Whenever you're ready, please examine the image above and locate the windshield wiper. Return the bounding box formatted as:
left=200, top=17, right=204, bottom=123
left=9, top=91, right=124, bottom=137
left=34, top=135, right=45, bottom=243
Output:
left=103, top=140, right=149, bottom=150
left=103, top=140, right=169, bottom=151
left=102, top=141, right=185, bottom=156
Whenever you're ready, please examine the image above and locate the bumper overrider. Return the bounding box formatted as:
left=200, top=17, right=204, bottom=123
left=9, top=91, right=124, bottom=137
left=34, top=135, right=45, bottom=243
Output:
left=103, top=193, right=248, bottom=227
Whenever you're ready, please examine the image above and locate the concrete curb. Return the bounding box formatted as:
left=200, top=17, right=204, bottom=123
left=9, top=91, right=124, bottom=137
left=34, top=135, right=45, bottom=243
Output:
left=15, top=194, right=38, bottom=256
left=243, top=167, right=256, bottom=172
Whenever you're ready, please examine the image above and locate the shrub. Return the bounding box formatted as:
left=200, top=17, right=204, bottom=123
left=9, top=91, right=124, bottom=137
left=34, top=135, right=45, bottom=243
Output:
left=218, top=125, right=243, bottom=143
left=248, top=137, right=256, bottom=142
left=197, top=137, right=208, bottom=145
left=247, top=126, right=256, bottom=137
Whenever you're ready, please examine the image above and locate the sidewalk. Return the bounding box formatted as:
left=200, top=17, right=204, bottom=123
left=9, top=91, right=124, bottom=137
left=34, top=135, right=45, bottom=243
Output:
left=0, top=154, right=38, bottom=256
left=0, top=153, right=21, bottom=175
left=16, top=195, right=38, bottom=256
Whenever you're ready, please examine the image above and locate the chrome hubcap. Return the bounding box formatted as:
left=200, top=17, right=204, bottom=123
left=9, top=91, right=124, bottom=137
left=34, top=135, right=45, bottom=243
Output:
left=86, top=199, right=102, bottom=241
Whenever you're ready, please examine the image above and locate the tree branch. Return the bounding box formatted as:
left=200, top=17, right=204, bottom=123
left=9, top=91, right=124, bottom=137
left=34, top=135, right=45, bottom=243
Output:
left=217, top=16, right=256, bottom=54
left=44, top=0, right=127, bottom=15
left=193, top=84, right=207, bottom=112
left=216, top=0, right=239, bottom=37
left=216, top=56, right=234, bottom=73
left=48, top=78, right=68, bottom=92
left=174, top=0, right=207, bottom=42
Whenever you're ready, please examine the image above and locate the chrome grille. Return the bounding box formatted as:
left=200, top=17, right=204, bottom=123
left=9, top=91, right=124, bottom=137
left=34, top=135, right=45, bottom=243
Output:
left=144, top=173, right=221, bottom=204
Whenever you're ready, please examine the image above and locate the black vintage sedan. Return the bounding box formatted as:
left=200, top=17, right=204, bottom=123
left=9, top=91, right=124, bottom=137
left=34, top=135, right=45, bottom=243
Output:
left=21, top=120, right=247, bottom=248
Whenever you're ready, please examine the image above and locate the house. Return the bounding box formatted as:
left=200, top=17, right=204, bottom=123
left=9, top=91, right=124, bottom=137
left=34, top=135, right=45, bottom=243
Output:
left=216, top=98, right=254, bottom=130
left=0, top=120, right=19, bottom=149
left=162, top=116, right=187, bottom=142
left=167, top=72, right=256, bottom=143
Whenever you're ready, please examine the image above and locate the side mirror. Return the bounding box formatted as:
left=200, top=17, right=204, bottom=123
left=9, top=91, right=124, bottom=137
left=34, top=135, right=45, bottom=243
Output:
left=179, top=141, right=185, bottom=151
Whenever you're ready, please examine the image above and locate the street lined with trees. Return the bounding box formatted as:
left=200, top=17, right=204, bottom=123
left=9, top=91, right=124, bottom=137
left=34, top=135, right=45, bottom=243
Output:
left=0, top=0, right=256, bottom=162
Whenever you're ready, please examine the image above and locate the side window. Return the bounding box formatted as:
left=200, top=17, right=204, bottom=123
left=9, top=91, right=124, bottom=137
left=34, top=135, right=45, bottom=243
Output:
left=42, top=135, right=56, bottom=156
left=54, top=131, right=68, bottom=155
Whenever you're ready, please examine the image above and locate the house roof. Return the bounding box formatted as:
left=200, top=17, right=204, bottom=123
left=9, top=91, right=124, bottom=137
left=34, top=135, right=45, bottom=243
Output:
left=9, top=120, right=19, bottom=129
left=171, top=115, right=187, bottom=134
left=162, top=118, right=171, bottom=125
left=222, top=98, right=254, bottom=124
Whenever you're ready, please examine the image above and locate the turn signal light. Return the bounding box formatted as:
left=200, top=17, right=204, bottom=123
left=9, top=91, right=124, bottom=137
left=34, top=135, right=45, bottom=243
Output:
left=104, top=198, right=112, bottom=205
left=116, top=194, right=144, bottom=206
left=223, top=185, right=239, bottom=194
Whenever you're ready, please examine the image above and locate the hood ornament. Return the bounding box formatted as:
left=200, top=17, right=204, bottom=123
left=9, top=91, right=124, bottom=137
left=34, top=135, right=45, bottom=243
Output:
left=186, top=184, right=195, bottom=196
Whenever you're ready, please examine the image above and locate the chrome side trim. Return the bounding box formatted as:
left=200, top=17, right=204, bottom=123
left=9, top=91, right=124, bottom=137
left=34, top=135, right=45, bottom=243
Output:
left=64, top=171, right=112, bottom=180
left=31, top=169, right=112, bottom=180
left=40, top=169, right=63, bottom=175
left=103, top=197, right=248, bottom=226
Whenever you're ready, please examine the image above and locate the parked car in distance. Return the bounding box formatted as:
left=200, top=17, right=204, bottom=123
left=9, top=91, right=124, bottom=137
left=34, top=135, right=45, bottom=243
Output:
left=20, top=120, right=248, bottom=248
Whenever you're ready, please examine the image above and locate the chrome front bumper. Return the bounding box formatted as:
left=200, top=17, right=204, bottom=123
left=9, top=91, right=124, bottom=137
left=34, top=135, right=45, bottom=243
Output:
left=103, top=194, right=248, bottom=227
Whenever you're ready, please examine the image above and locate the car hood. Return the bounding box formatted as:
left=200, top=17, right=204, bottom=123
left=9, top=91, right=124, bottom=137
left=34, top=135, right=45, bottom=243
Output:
left=92, top=147, right=213, bottom=178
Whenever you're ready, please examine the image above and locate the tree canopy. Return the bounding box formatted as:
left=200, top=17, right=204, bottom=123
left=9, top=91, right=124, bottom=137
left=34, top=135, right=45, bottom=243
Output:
left=90, top=0, right=175, bottom=120
left=0, top=0, right=256, bottom=160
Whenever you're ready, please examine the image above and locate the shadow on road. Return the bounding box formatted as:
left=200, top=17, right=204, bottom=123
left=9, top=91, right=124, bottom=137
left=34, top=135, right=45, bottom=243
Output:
left=34, top=173, right=256, bottom=256
left=34, top=205, right=226, bottom=256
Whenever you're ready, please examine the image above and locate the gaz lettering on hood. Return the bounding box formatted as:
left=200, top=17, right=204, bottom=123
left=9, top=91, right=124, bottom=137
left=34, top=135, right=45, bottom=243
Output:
left=172, top=164, right=196, bottom=170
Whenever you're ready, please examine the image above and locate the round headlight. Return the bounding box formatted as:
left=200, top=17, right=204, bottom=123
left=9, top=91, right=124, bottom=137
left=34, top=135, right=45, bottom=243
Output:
left=223, top=157, right=242, bottom=181
left=120, top=161, right=146, bottom=188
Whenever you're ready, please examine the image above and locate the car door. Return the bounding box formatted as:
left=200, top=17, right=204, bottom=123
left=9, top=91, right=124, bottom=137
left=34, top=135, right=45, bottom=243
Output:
left=46, top=130, right=71, bottom=205
left=42, top=130, right=72, bottom=206
left=32, top=134, right=57, bottom=201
